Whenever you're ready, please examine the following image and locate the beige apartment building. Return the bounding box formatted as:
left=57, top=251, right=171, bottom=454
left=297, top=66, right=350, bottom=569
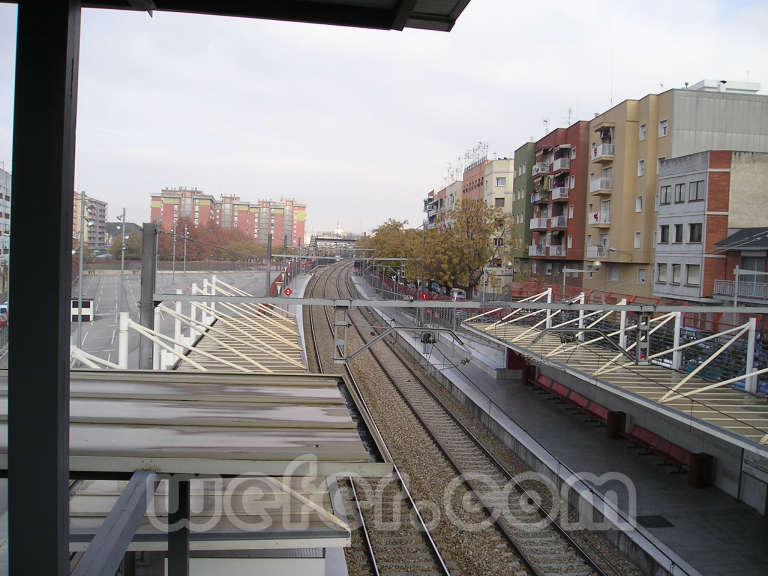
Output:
left=484, top=158, right=515, bottom=293
left=583, top=80, right=768, bottom=298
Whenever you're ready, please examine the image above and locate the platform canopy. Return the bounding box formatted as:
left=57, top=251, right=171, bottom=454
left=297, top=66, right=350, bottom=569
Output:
left=82, top=0, right=472, bottom=31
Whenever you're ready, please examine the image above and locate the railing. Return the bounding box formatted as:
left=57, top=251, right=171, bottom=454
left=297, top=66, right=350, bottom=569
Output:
left=553, top=157, right=571, bottom=171
left=532, top=162, right=550, bottom=176
left=586, top=245, right=606, bottom=259
left=592, top=212, right=610, bottom=225
left=551, top=186, right=569, bottom=200
left=529, top=244, right=546, bottom=257
left=590, top=176, right=613, bottom=193
left=714, top=280, right=768, bottom=301
left=530, top=217, right=548, bottom=230
left=591, top=142, right=614, bottom=161
left=549, top=245, right=567, bottom=257
left=550, top=215, right=568, bottom=228
left=532, top=191, right=549, bottom=203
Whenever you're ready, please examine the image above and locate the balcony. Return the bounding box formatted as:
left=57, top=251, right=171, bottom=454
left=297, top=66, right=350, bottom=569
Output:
left=553, top=157, right=571, bottom=171
left=714, top=280, right=768, bottom=302
left=530, top=217, right=548, bottom=230
left=550, top=215, right=568, bottom=228
left=529, top=244, right=546, bottom=257
left=591, top=212, right=611, bottom=227
left=591, top=142, right=614, bottom=163
left=586, top=245, right=606, bottom=259
left=532, top=162, right=550, bottom=177
left=532, top=191, right=549, bottom=203
left=551, top=186, right=569, bottom=201
left=590, top=176, right=612, bottom=195
left=549, top=244, right=567, bottom=257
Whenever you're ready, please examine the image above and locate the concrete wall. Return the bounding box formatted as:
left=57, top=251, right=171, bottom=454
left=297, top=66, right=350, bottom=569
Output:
left=729, top=151, right=768, bottom=228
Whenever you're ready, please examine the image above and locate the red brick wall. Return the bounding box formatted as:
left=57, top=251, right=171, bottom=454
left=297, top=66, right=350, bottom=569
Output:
left=709, top=150, right=732, bottom=170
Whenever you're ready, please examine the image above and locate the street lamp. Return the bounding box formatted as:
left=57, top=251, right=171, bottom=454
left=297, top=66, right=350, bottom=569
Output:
left=76, top=192, right=95, bottom=349
left=116, top=209, right=127, bottom=314
left=562, top=260, right=601, bottom=300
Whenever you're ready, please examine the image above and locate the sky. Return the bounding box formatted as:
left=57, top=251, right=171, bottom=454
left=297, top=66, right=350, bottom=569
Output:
left=0, top=0, right=767, bottom=235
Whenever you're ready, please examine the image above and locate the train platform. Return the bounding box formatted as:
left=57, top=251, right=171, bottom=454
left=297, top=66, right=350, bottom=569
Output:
left=351, top=277, right=768, bottom=576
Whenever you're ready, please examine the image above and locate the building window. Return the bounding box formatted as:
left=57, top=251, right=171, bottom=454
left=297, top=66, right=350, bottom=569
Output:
left=568, top=204, right=574, bottom=219
left=689, top=222, right=702, bottom=243
left=545, top=263, right=553, bottom=276
left=674, top=224, right=683, bottom=243
left=674, top=183, right=686, bottom=203
left=638, top=159, right=646, bottom=177
left=659, top=225, right=669, bottom=244
left=657, top=157, right=665, bottom=173
left=495, top=197, right=504, bottom=208
left=570, top=175, right=575, bottom=189
left=638, top=268, right=647, bottom=285
left=639, top=123, right=647, bottom=141
left=671, top=263, right=681, bottom=284
left=689, top=180, right=705, bottom=201
left=608, top=265, right=619, bottom=282
left=686, top=264, right=701, bottom=286
left=634, top=232, right=641, bottom=249
left=570, top=147, right=576, bottom=160
left=659, top=185, right=671, bottom=205
left=657, top=263, right=668, bottom=283
left=636, top=196, right=643, bottom=212
left=496, top=177, right=506, bottom=187
left=659, top=119, right=668, bottom=137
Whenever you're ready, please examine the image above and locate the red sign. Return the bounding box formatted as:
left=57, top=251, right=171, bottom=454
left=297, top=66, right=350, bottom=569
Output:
left=420, top=292, right=428, bottom=301
left=283, top=288, right=293, bottom=296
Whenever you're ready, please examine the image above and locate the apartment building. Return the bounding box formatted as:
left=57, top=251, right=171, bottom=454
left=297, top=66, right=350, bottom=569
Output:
left=583, top=80, right=768, bottom=297
left=462, top=158, right=489, bottom=202
left=654, top=150, right=768, bottom=301
left=483, top=158, right=515, bottom=291
left=150, top=189, right=307, bottom=247
left=510, top=142, right=535, bottom=278
left=528, top=122, right=590, bottom=284
left=73, top=191, right=108, bottom=252
left=150, top=187, right=215, bottom=232
left=0, top=168, right=10, bottom=267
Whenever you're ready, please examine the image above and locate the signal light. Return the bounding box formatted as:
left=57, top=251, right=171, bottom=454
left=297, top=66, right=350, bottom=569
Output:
left=420, top=292, right=428, bottom=301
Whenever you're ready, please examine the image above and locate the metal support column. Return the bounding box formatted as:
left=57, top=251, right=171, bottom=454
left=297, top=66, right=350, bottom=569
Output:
left=266, top=233, right=272, bottom=296
left=168, top=478, right=190, bottom=576
left=545, top=287, right=553, bottom=329
left=139, top=222, right=157, bottom=369
left=619, top=302, right=628, bottom=350
left=636, top=311, right=651, bottom=365
left=746, top=316, right=757, bottom=393
left=672, top=311, right=682, bottom=370
left=333, top=305, right=349, bottom=365
left=9, top=3, right=81, bottom=575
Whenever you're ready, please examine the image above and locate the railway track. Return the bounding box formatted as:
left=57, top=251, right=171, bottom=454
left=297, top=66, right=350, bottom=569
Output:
left=305, top=261, right=624, bottom=575
left=305, top=265, right=454, bottom=576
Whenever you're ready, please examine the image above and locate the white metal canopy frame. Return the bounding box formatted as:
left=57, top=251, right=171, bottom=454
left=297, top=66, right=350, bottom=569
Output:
left=461, top=296, right=768, bottom=454
left=6, top=2, right=472, bottom=575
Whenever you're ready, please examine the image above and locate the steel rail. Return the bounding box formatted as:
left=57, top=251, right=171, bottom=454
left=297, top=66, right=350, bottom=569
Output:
left=340, top=262, right=615, bottom=576
left=305, top=264, right=451, bottom=576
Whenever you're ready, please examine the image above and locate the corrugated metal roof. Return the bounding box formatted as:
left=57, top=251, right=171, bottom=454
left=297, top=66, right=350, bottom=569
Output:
left=0, top=370, right=391, bottom=477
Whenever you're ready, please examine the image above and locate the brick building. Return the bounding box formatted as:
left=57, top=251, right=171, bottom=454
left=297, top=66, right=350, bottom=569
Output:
left=528, top=121, right=590, bottom=284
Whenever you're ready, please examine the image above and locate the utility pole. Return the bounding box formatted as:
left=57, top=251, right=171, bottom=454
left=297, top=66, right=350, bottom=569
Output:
left=183, top=223, right=188, bottom=273
left=139, top=223, right=157, bottom=369
left=171, top=220, right=177, bottom=283
left=119, top=207, right=126, bottom=314
left=77, top=192, right=86, bottom=349
left=266, top=233, right=272, bottom=296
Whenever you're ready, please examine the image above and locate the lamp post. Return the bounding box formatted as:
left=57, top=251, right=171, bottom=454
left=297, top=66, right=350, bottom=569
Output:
left=76, top=193, right=94, bottom=349
left=116, top=209, right=126, bottom=313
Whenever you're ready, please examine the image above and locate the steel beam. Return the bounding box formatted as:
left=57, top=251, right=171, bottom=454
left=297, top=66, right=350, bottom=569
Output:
left=71, top=471, right=158, bottom=576
left=8, top=2, right=81, bottom=575
left=168, top=478, right=190, bottom=576
left=139, top=222, right=157, bottom=369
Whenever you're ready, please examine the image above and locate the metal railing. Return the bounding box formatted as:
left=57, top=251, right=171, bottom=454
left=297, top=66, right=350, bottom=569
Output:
left=551, top=215, right=568, bottom=228
left=532, top=191, right=549, bottom=203
left=553, top=157, right=571, bottom=171
left=551, top=186, right=569, bottom=200
left=714, top=279, right=768, bottom=301
left=591, top=142, right=614, bottom=161
left=530, top=217, right=548, bottom=230
left=549, top=245, right=567, bottom=257
left=589, top=176, right=613, bottom=193
left=586, top=245, right=606, bottom=258
left=592, top=212, right=610, bottom=225
left=529, top=244, right=546, bottom=257
left=532, top=162, right=550, bottom=176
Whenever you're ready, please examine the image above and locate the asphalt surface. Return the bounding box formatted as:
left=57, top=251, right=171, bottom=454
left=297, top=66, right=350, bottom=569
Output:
left=69, top=269, right=272, bottom=369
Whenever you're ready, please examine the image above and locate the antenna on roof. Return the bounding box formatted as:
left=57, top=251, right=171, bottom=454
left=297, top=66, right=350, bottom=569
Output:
left=543, top=119, right=549, bottom=134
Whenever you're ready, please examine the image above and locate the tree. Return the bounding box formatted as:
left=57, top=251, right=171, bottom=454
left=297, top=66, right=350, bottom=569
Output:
left=109, top=231, right=142, bottom=259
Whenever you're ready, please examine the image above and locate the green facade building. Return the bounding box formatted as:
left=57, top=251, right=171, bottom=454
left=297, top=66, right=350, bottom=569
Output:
left=511, top=142, right=535, bottom=279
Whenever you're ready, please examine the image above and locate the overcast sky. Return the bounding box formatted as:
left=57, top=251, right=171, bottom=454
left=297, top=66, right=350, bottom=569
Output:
left=0, top=0, right=767, bottom=235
